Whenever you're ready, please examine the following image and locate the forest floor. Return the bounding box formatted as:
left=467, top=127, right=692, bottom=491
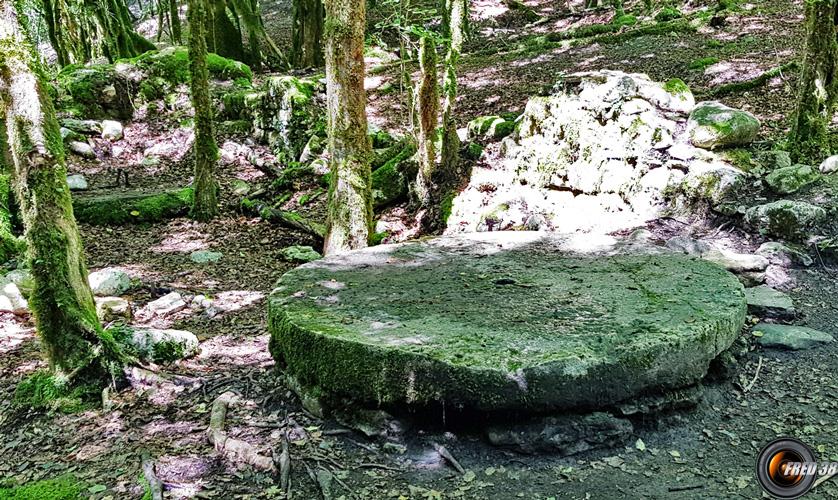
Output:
left=3, top=0, right=838, bottom=499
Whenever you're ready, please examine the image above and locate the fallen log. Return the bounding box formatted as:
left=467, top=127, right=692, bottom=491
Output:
left=208, top=391, right=276, bottom=472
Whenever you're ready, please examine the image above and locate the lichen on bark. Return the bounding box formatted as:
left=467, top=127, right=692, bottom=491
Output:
left=789, top=0, right=838, bottom=163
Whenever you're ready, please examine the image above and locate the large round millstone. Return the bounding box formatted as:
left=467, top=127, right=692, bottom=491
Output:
left=268, top=233, right=746, bottom=413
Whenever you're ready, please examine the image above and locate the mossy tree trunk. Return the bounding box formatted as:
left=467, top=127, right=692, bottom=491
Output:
left=412, top=35, right=439, bottom=215
left=188, top=0, right=219, bottom=221
left=157, top=0, right=170, bottom=41
left=789, top=0, right=838, bottom=162
left=170, top=0, right=183, bottom=44
left=207, top=0, right=245, bottom=62
left=40, top=0, right=155, bottom=65
left=323, top=0, right=373, bottom=255
left=441, top=0, right=469, bottom=43
left=228, top=0, right=287, bottom=70
left=0, top=0, right=120, bottom=379
left=291, top=0, right=325, bottom=68
left=418, top=0, right=467, bottom=232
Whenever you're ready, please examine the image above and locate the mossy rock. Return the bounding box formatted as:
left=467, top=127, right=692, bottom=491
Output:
left=13, top=371, right=97, bottom=413
left=55, top=64, right=133, bottom=120
left=371, top=143, right=418, bottom=209
left=745, top=200, right=827, bottom=242
left=467, top=115, right=514, bottom=142
left=72, top=187, right=193, bottom=225
left=124, top=47, right=252, bottom=85
left=260, top=76, right=325, bottom=162
left=119, top=47, right=252, bottom=102
left=688, top=101, right=760, bottom=149
left=268, top=233, right=746, bottom=413
left=764, top=164, right=820, bottom=195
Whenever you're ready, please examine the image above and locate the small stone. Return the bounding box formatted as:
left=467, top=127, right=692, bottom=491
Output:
left=756, top=242, right=813, bottom=267
left=745, top=285, right=795, bottom=318
left=3, top=269, right=33, bottom=297
left=701, top=249, right=769, bottom=273
left=688, top=101, right=760, bottom=149
left=66, top=174, right=89, bottom=191
left=144, top=292, right=187, bottom=317
left=68, top=141, right=96, bottom=159
left=232, top=180, right=251, bottom=197
left=737, top=271, right=765, bottom=287
left=60, top=118, right=102, bottom=135
left=130, top=327, right=199, bottom=362
left=754, top=323, right=834, bottom=350
left=819, top=155, right=838, bottom=174
left=299, top=134, right=325, bottom=163
left=101, top=120, right=124, bottom=141
left=95, top=296, right=132, bottom=323
left=60, top=127, right=84, bottom=143
left=764, top=164, right=820, bottom=195
left=667, top=142, right=696, bottom=161
left=88, top=268, right=131, bottom=296
left=383, top=442, right=407, bottom=454
left=665, top=235, right=712, bottom=256
left=467, top=115, right=514, bottom=141
left=280, top=245, right=322, bottom=263
left=190, top=250, right=223, bottom=264
left=0, top=282, right=28, bottom=313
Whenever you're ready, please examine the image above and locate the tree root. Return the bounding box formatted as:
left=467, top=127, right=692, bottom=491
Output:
left=707, top=61, right=799, bottom=98
left=434, top=444, right=465, bottom=474
left=274, top=433, right=291, bottom=494
left=141, top=453, right=164, bottom=500
left=257, top=206, right=326, bottom=240
left=207, top=391, right=276, bottom=472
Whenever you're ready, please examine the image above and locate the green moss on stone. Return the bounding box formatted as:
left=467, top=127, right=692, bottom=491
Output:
left=268, top=239, right=746, bottom=412
left=72, top=187, right=194, bottom=225
left=663, top=78, right=690, bottom=96
left=0, top=475, right=82, bottom=500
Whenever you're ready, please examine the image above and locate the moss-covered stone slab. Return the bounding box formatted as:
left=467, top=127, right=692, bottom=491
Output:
left=268, top=233, right=746, bottom=412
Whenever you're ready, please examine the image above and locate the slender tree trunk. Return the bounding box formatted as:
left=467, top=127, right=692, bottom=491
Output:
left=170, top=0, right=183, bottom=44
left=208, top=0, right=244, bottom=61
left=412, top=35, right=439, bottom=214
left=0, top=0, right=119, bottom=379
left=291, top=0, right=325, bottom=68
left=188, top=0, right=219, bottom=221
left=323, top=0, right=372, bottom=255
left=789, top=0, right=838, bottom=162
left=399, top=0, right=414, bottom=132
left=0, top=117, right=21, bottom=263
left=157, top=0, right=169, bottom=41
left=418, top=0, right=466, bottom=232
